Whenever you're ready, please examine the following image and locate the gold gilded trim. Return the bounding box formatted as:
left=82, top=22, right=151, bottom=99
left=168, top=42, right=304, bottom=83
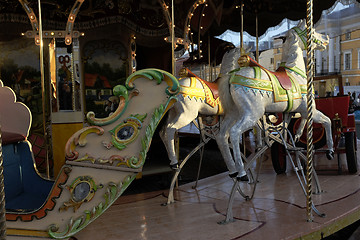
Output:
left=179, top=86, right=206, bottom=98
left=296, top=208, right=360, bottom=240
left=7, top=228, right=49, bottom=237
left=230, top=74, right=273, bottom=91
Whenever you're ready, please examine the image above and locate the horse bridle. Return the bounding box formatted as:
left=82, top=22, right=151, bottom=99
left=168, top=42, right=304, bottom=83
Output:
left=292, top=26, right=327, bottom=49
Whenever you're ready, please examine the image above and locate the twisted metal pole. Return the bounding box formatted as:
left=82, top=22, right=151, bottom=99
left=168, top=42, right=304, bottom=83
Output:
left=240, top=1, right=244, bottom=50
left=171, top=0, right=175, bottom=75
left=0, top=126, right=7, bottom=239
left=306, top=0, right=314, bottom=222
left=255, top=12, right=259, bottom=62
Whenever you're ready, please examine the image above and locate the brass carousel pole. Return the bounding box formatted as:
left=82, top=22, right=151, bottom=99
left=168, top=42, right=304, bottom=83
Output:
left=255, top=12, right=259, bottom=62
left=0, top=127, right=7, bottom=239
left=240, top=0, right=244, bottom=50
left=171, top=0, right=175, bottom=75
left=197, top=4, right=206, bottom=78
left=208, top=33, right=212, bottom=81
left=38, top=0, right=50, bottom=179
left=306, top=0, right=314, bottom=222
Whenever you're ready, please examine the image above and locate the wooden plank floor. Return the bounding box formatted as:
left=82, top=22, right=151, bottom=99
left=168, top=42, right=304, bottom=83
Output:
left=74, top=147, right=360, bottom=240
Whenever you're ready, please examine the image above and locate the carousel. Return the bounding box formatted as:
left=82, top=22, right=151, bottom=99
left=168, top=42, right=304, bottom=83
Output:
left=0, top=0, right=359, bottom=239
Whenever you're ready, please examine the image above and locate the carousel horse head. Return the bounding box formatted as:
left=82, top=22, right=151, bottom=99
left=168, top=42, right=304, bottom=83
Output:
left=286, top=20, right=329, bottom=52
left=279, top=19, right=329, bottom=68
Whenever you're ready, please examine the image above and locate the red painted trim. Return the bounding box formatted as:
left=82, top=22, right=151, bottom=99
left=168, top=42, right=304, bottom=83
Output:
left=6, top=167, right=71, bottom=221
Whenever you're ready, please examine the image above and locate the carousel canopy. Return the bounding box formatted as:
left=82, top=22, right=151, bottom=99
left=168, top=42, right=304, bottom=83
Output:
left=0, top=0, right=359, bottom=40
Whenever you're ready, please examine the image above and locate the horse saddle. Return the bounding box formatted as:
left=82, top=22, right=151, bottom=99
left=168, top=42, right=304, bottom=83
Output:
left=245, top=56, right=292, bottom=90
left=272, top=67, right=292, bottom=90
left=179, top=68, right=220, bottom=99
left=231, top=55, right=304, bottom=112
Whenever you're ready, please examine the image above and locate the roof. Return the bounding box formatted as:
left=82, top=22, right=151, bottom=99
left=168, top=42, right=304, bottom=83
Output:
left=84, top=73, right=111, bottom=88
left=327, top=3, right=360, bottom=19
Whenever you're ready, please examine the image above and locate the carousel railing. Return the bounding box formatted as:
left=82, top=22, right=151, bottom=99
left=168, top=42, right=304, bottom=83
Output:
left=0, top=126, right=7, bottom=239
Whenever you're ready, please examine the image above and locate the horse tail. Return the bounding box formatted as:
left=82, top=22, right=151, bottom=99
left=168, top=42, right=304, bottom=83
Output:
left=218, top=74, right=234, bottom=114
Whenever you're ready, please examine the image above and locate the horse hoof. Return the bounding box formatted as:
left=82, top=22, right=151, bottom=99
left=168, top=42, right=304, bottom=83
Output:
left=326, top=150, right=334, bottom=160
left=237, top=175, right=249, bottom=182
left=170, top=163, right=179, bottom=170
left=229, top=172, right=238, bottom=179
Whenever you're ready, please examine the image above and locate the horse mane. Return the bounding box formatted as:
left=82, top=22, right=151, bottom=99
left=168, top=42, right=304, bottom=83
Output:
left=218, top=74, right=234, bottom=114
left=281, top=28, right=303, bottom=68
left=219, top=47, right=240, bottom=74
left=217, top=47, right=242, bottom=114
left=218, top=45, right=259, bottom=113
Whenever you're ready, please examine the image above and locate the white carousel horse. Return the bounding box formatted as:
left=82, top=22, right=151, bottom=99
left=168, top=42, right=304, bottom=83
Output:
left=159, top=68, right=223, bottom=168
left=215, top=20, right=334, bottom=180
left=159, top=46, right=254, bottom=176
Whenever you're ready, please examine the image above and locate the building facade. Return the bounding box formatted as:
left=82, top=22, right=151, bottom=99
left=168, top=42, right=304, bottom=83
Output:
left=270, top=3, right=360, bottom=97
left=314, top=4, right=360, bottom=96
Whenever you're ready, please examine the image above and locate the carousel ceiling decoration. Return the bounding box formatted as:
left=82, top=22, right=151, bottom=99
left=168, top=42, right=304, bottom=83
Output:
left=0, top=0, right=359, bottom=41
left=19, top=0, right=85, bottom=45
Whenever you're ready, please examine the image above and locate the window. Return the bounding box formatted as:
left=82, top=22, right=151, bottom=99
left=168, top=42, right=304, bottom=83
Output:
left=345, top=78, right=350, bottom=86
left=102, top=89, right=112, bottom=96
left=270, top=58, right=274, bottom=64
left=345, top=32, right=351, bottom=40
left=276, top=61, right=281, bottom=69
left=344, top=51, right=351, bottom=70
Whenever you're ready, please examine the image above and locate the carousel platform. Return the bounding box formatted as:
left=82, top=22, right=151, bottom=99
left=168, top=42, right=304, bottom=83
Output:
left=73, top=141, right=360, bottom=240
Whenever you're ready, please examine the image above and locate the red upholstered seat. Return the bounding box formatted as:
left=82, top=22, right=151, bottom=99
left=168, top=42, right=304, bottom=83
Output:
left=2, top=131, right=26, bottom=145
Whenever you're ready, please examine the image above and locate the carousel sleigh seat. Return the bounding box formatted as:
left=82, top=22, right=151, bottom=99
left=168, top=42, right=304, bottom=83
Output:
left=2, top=140, right=53, bottom=211
left=0, top=81, right=53, bottom=212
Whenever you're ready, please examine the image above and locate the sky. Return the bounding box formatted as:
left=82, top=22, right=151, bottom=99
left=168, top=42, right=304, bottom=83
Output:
left=216, top=1, right=349, bottom=48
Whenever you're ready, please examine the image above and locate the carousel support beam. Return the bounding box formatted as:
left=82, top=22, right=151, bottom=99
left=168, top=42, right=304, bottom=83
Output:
left=240, top=0, right=244, bottom=50
left=159, top=0, right=171, bottom=35
left=306, top=0, right=314, bottom=222
left=23, top=30, right=83, bottom=40
left=18, top=0, right=40, bottom=44
left=65, top=0, right=85, bottom=45
left=130, top=35, right=137, bottom=73
left=197, top=4, right=206, bottom=78
left=171, top=0, right=175, bottom=75
left=255, top=12, right=259, bottom=62
left=197, top=4, right=206, bottom=59
left=37, top=0, right=50, bottom=179
left=0, top=127, right=7, bottom=239
left=208, top=34, right=212, bottom=81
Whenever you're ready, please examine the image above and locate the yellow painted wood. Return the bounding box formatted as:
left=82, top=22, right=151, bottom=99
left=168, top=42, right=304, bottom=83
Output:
left=297, top=208, right=360, bottom=240
left=7, top=228, right=49, bottom=237
left=52, top=122, right=83, bottom=176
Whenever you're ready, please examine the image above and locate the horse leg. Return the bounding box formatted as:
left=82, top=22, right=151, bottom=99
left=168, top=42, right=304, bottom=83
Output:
left=294, top=117, right=306, bottom=142
left=293, top=110, right=334, bottom=160
left=313, top=109, right=334, bottom=159
left=229, top=112, right=263, bottom=180
left=160, top=109, right=178, bottom=167
left=215, top=111, right=239, bottom=178
left=253, top=124, right=263, bottom=150
left=160, top=106, right=198, bottom=168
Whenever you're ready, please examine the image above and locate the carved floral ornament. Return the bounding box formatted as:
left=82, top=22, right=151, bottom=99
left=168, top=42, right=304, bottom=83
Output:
left=49, top=174, right=136, bottom=239
left=64, top=69, right=180, bottom=170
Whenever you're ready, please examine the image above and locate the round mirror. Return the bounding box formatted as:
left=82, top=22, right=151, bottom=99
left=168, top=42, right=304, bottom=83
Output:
left=73, top=182, right=91, bottom=202
left=117, top=125, right=135, bottom=140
